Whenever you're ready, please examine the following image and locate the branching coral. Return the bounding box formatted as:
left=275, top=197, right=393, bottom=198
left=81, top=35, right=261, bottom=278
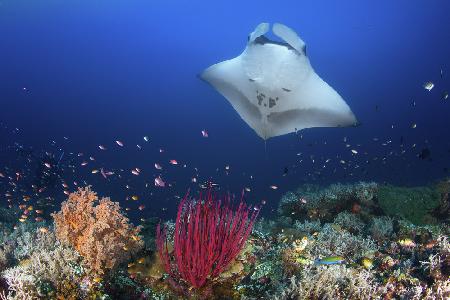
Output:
left=333, top=211, right=365, bottom=234
left=52, top=186, right=144, bottom=276
left=293, top=219, right=321, bottom=235
left=368, top=216, right=394, bottom=241
left=2, top=239, right=86, bottom=299
left=276, top=265, right=380, bottom=300
left=306, top=224, right=378, bottom=262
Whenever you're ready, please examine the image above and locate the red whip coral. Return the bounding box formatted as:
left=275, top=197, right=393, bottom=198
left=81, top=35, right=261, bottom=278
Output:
left=156, top=189, right=259, bottom=288
left=52, top=186, right=143, bottom=275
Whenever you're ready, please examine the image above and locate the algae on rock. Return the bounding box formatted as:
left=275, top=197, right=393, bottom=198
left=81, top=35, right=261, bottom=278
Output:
left=377, top=185, right=440, bottom=225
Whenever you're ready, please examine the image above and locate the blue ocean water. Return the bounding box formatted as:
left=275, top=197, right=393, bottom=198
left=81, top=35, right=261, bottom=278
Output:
left=1, top=0, right=449, bottom=219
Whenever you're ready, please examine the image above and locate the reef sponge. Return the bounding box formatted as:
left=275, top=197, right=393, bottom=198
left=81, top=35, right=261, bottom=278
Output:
left=52, top=187, right=144, bottom=276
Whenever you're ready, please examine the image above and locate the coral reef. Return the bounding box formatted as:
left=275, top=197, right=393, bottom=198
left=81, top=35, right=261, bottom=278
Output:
left=0, top=181, right=448, bottom=299
left=52, top=187, right=144, bottom=276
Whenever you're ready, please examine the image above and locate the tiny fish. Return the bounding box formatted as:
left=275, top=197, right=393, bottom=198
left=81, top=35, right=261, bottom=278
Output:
left=138, top=205, right=145, bottom=211
left=39, top=227, right=49, bottom=233
left=131, top=169, right=140, bottom=176
left=351, top=149, right=358, bottom=154
left=169, top=159, right=178, bottom=165
left=423, top=81, right=434, bottom=91
left=154, top=163, right=162, bottom=170
left=131, top=195, right=139, bottom=201
left=98, top=145, right=107, bottom=150
left=361, top=257, right=373, bottom=269
left=44, top=162, right=51, bottom=169
left=269, top=185, right=278, bottom=190
left=201, top=130, right=208, bottom=138
left=143, top=136, right=149, bottom=142
left=154, top=176, right=165, bottom=187
left=314, top=256, right=345, bottom=265
left=115, top=140, right=124, bottom=147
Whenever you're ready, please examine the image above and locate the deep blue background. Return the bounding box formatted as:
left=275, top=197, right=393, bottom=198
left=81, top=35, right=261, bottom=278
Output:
left=1, top=0, right=450, bottom=220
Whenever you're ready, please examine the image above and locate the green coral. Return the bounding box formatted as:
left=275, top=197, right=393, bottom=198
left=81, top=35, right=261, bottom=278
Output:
left=377, top=185, right=440, bottom=225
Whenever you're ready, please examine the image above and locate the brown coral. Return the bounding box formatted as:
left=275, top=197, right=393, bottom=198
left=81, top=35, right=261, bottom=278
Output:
left=52, top=186, right=143, bottom=276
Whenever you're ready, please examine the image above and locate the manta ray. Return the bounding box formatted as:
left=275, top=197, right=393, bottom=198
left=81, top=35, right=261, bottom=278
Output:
left=200, top=22, right=358, bottom=140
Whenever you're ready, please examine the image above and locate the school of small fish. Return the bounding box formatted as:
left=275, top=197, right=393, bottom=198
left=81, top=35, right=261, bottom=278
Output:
left=0, top=68, right=448, bottom=223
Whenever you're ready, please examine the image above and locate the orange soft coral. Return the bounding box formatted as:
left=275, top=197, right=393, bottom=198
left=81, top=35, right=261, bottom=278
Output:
left=52, top=186, right=143, bottom=276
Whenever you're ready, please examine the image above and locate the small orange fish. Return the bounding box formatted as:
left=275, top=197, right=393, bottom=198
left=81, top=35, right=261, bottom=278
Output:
left=138, top=205, right=145, bottom=211
left=93, top=277, right=102, bottom=283
left=169, top=159, right=178, bottom=165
